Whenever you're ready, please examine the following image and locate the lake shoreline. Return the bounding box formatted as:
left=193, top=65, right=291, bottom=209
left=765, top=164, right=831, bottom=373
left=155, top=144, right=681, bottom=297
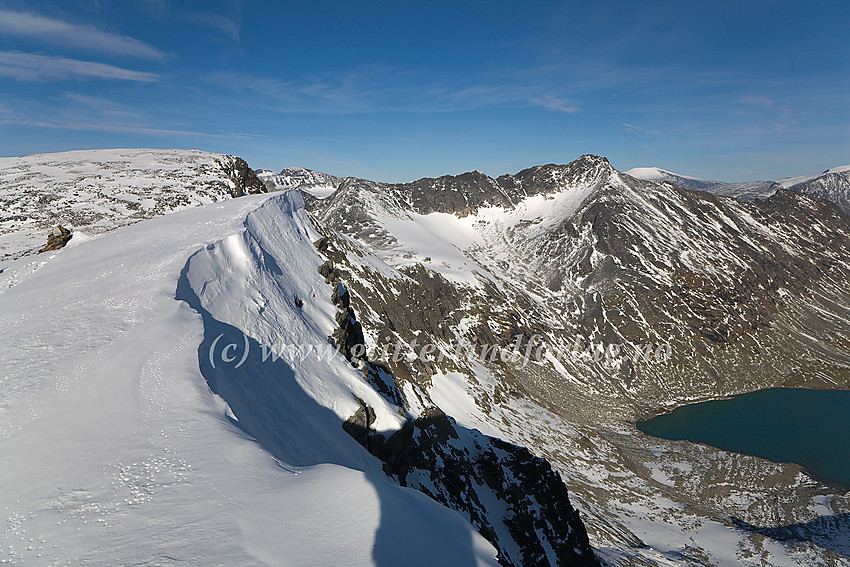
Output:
left=636, top=387, right=850, bottom=490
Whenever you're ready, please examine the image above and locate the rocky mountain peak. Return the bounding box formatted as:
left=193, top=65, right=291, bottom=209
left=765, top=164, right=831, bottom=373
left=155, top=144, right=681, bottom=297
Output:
left=255, top=166, right=341, bottom=198
left=500, top=154, right=614, bottom=201
left=389, top=169, right=512, bottom=216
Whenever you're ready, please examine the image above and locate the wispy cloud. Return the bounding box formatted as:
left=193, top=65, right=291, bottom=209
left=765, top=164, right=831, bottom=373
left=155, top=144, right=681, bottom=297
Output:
left=0, top=9, right=165, bottom=61
left=202, top=69, right=397, bottom=114
left=137, top=0, right=169, bottom=19
left=624, top=123, right=662, bottom=136
left=734, top=95, right=794, bottom=134
left=0, top=113, right=256, bottom=139
left=0, top=89, right=259, bottom=139
left=0, top=51, right=160, bottom=82
left=202, top=67, right=588, bottom=115
left=530, top=95, right=579, bottom=113
left=738, top=95, right=774, bottom=108
left=201, top=59, right=782, bottom=118
left=134, top=1, right=242, bottom=43
left=184, top=11, right=240, bottom=42
left=58, top=92, right=144, bottom=118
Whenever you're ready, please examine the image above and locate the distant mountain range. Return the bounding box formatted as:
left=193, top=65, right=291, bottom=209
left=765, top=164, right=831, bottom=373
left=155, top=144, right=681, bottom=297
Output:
left=255, top=166, right=340, bottom=198
left=625, top=165, right=850, bottom=213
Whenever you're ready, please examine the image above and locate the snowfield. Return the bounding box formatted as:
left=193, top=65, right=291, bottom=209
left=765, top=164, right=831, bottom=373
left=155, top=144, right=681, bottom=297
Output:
left=0, top=191, right=498, bottom=566
left=0, top=148, right=259, bottom=264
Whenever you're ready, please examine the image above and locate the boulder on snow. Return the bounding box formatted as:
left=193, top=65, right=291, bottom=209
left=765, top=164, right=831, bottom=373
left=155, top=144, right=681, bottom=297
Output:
left=39, top=225, right=72, bottom=253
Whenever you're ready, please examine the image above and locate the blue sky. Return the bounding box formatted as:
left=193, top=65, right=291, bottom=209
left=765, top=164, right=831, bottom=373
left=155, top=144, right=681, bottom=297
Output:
left=0, top=0, right=847, bottom=182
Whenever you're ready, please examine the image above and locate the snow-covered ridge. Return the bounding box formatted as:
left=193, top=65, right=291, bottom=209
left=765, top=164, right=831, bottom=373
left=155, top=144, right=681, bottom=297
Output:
left=182, top=191, right=406, bottom=438
left=0, top=148, right=264, bottom=263
left=625, top=166, right=703, bottom=182
left=777, top=164, right=850, bottom=188
left=0, top=190, right=500, bottom=565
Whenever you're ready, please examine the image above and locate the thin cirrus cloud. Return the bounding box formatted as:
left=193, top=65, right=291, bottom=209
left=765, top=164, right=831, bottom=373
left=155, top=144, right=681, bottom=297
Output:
left=0, top=9, right=165, bottom=61
left=738, top=96, right=774, bottom=109
left=530, top=95, right=580, bottom=114
left=183, top=11, right=241, bottom=42
left=1, top=116, right=254, bottom=138
left=203, top=68, right=585, bottom=115
left=0, top=51, right=160, bottom=82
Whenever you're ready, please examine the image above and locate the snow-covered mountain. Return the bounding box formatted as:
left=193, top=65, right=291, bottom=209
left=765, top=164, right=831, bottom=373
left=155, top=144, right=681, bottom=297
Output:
left=624, top=166, right=719, bottom=191
left=0, top=148, right=265, bottom=263
left=626, top=164, right=850, bottom=213
left=625, top=166, right=780, bottom=200
left=255, top=166, right=341, bottom=199
left=778, top=165, right=850, bottom=215
left=3, top=149, right=850, bottom=566
left=308, top=155, right=850, bottom=565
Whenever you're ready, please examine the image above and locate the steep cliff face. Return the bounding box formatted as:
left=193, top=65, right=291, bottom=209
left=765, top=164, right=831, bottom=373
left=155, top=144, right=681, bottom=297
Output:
left=322, top=253, right=599, bottom=566
left=352, top=410, right=600, bottom=567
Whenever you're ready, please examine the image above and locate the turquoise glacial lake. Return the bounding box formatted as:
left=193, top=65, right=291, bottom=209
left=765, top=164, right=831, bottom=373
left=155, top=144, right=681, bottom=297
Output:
left=638, top=388, right=850, bottom=487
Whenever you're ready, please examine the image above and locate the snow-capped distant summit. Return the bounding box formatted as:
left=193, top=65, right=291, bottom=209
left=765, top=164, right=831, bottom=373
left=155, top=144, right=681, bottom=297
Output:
left=777, top=164, right=850, bottom=189
left=624, top=166, right=719, bottom=191
left=780, top=165, right=850, bottom=215
left=255, top=166, right=341, bottom=198
left=623, top=165, right=780, bottom=199
left=625, top=166, right=702, bottom=183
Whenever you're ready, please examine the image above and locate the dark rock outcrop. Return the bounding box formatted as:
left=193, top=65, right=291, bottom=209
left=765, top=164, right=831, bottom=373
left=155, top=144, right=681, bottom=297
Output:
left=345, top=407, right=599, bottom=567
left=218, top=156, right=266, bottom=197
left=38, top=225, right=72, bottom=252
left=320, top=258, right=366, bottom=362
